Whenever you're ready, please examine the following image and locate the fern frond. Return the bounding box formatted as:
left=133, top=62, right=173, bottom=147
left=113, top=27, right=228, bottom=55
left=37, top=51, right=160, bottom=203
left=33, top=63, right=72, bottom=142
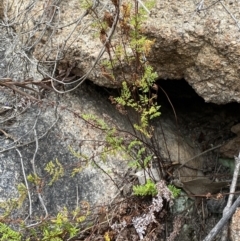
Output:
left=0, top=222, right=22, bottom=241
left=133, top=179, right=157, bottom=196
left=44, top=159, right=64, bottom=186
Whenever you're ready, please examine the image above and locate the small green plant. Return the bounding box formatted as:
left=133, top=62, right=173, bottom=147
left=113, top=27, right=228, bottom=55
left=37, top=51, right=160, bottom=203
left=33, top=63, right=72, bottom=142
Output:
left=0, top=184, right=27, bottom=219
left=168, top=184, right=181, bottom=198
left=44, top=158, right=64, bottom=186
left=0, top=222, right=23, bottom=241
left=77, top=0, right=161, bottom=174
left=106, top=2, right=160, bottom=138
left=133, top=179, right=157, bottom=196
left=0, top=202, right=89, bottom=241
left=39, top=207, right=80, bottom=241
left=27, top=173, right=42, bottom=185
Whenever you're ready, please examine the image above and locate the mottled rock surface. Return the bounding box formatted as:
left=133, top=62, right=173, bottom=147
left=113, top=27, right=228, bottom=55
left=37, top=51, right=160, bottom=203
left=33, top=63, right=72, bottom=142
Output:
left=0, top=83, right=205, bottom=219
left=230, top=207, right=240, bottom=241
left=3, top=0, right=240, bottom=103
left=0, top=85, right=129, bottom=218
left=145, top=0, right=240, bottom=104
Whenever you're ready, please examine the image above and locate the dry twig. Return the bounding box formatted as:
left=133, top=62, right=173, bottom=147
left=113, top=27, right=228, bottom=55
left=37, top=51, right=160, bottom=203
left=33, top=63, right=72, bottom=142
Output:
left=204, top=153, right=240, bottom=241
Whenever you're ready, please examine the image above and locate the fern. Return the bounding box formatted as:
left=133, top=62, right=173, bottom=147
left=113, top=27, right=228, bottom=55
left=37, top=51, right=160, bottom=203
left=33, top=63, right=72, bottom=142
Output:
left=168, top=185, right=181, bottom=198
left=44, top=159, right=64, bottom=186
left=16, top=183, right=27, bottom=208
left=0, top=222, right=22, bottom=241
left=140, top=65, right=158, bottom=93
left=0, top=1, right=161, bottom=240
left=142, top=154, right=153, bottom=167
left=133, top=179, right=157, bottom=196
left=127, top=139, right=142, bottom=150
left=115, top=45, right=124, bottom=59
left=114, top=81, right=135, bottom=107
left=82, top=113, right=108, bottom=129
left=42, top=207, right=80, bottom=240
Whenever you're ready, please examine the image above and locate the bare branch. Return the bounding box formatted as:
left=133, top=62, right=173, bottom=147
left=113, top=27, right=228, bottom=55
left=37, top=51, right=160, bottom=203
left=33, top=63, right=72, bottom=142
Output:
left=204, top=152, right=240, bottom=241
left=31, top=110, right=48, bottom=219
left=16, top=148, right=32, bottom=220
left=220, top=153, right=240, bottom=241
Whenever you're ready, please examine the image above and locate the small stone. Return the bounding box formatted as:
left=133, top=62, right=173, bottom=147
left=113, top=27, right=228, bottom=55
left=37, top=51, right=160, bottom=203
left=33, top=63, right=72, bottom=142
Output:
left=206, top=196, right=227, bottom=214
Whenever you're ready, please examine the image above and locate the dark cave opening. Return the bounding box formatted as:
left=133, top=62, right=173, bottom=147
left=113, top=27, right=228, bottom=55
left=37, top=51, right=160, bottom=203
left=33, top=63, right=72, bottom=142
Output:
left=156, top=78, right=240, bottom=120
left=157, top=78, right=204, bottom=105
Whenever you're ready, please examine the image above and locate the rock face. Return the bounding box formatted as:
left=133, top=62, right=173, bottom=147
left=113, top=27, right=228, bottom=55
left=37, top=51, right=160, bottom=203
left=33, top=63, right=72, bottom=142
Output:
left=155, top=118, right=205, bottom=183
left=220, top=123, right=240, bottom=158
left=145, top=0, right=240, bottom=104
left=0, top=85, right=130, bottom=218
left=0, top=85, right=207, bottom=221
left=0, top=82, right=205, bottom=214
left=0, top=27, right=207, bottom=217
left=0, top=28, right=204, bottom=215
left=0, top=22, right=206, bottom=222
left=2, top=0, right=115, bottom=87
left=0, top=2, right=3, bottom=19
left=3, top=0, right=240, bottom=104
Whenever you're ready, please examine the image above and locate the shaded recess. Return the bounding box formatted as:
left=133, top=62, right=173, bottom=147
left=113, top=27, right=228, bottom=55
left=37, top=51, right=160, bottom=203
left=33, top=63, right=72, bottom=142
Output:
left=157, top=78, right=240, bottom=117
left=88, top=78, right=240, bottom=160
left=156, top=79, right=240, bottom=163
left=89, top=78, right=240, bottom=131
left=157, top=79, right=204, bottom=106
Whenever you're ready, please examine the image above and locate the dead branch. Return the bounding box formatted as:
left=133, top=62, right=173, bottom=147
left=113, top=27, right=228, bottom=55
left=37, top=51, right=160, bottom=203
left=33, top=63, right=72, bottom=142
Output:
left=204, top=153, right=240, bottom=241
left=16, top=148, right=32, bottom=220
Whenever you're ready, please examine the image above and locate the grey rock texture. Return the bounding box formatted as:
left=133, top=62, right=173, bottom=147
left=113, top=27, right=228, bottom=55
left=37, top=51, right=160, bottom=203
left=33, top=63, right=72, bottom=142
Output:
left=0, top=28, right=131, bottom=217
left=154, top=117, right=205, bottom=182
left=0, top=83, right=205, bottom=219
left=0, top=25, right=206, bottom=218
left=0, top=85, right=130, bottom=219
left=3, top=0, right=240, bottom=103
left=0, top=2, right=3, bottom=19
left=3, top=3, right=240, bottom=239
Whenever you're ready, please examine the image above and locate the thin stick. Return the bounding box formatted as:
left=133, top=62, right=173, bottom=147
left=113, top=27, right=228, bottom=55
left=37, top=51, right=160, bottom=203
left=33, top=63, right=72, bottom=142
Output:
left=220, top=1, right=240, bottom=31
left=16, top=148, right=32, bottom=220
left=203, top=195, right=240, bottom=241
left=220, top=153, right=240, bottom=241
left=137, top=0, right=150, bottom=14
left=32, top=110, right=48, bottom=219
left=203, top=152, right=240, bottom=241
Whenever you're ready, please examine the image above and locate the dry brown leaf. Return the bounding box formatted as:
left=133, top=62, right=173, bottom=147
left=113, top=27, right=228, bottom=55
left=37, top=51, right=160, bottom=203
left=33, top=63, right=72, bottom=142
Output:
left=173, top=178, right=229, bottom=196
